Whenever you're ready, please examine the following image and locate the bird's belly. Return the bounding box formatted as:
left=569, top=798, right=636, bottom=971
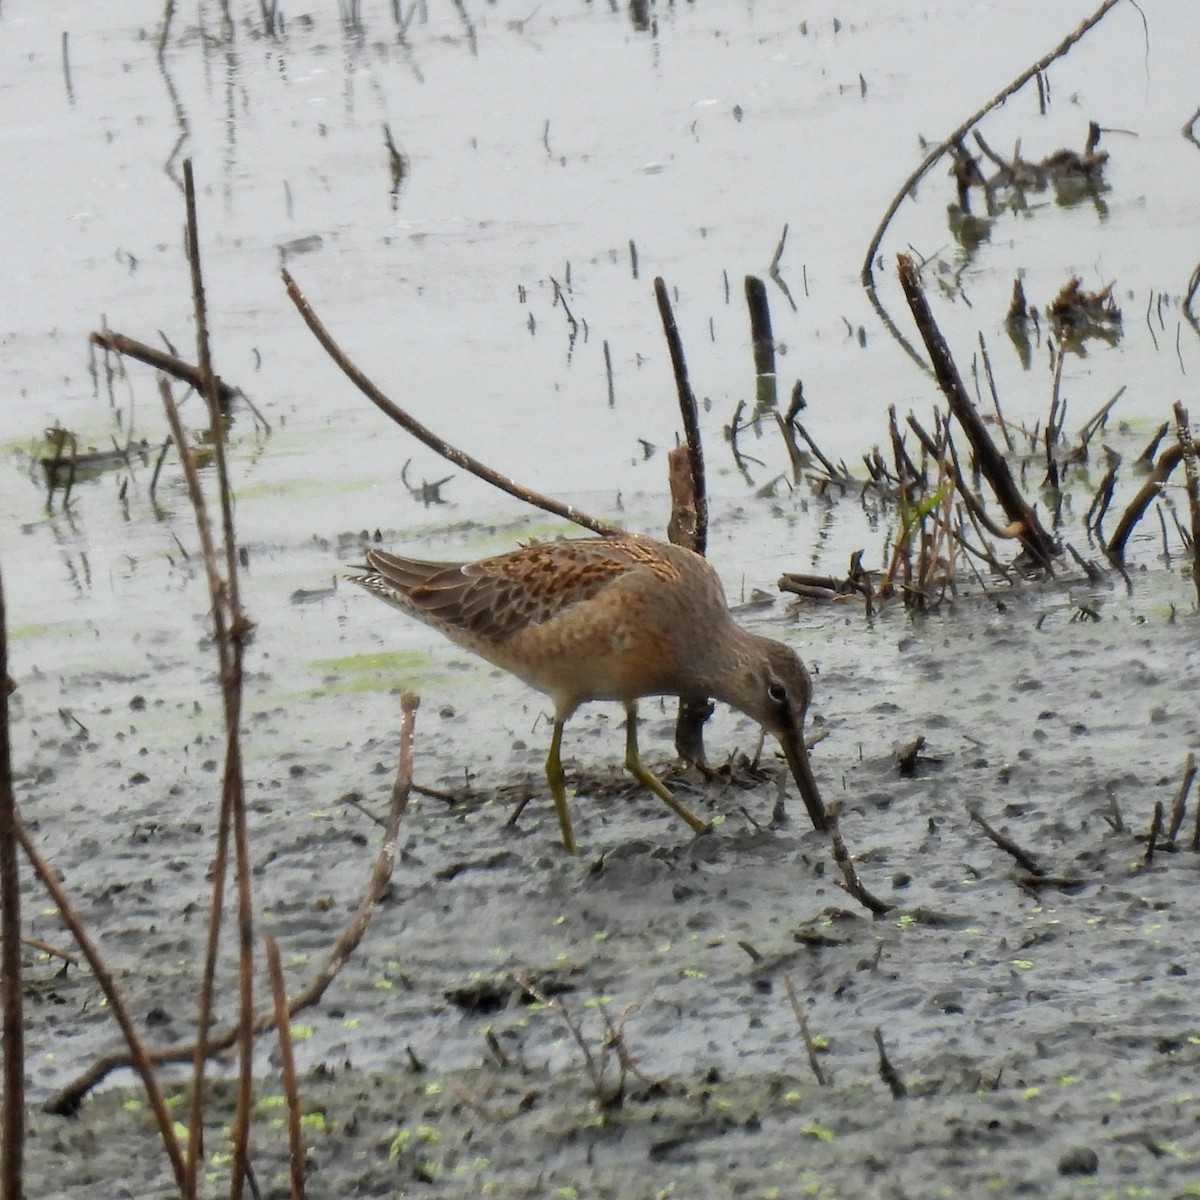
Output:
left=498, top=615, right=679, bottom=713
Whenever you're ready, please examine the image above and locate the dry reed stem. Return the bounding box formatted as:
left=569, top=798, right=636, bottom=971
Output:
left=45, top=692, right=420, bottom=1114
left=1192, top=768, right=1200, bottom=853
left=282, top=269, right=617, bottom=537
left=914, top=440, right=957, bottom=604
left=510, top=973, right=625, bottom=1109
left=1145, top=801, right=1164, bottom=864
left=1076, top=387, right=1126, bottom=453
left=783, top=975, right=826, bottom=1086
left=653, top=277, right=713, bottom=767
left=883, top=411, right=958, bottom=607
left=1172, top=402, right=1200, bottom=602
left=977, top=333, right=1013, bottom=453
left=159, top=374, right=237, bottom=1198
left=874, top=1026, right=908, bottom=1099
left=266, top=932, right=306, bottom=1200
left=744, top=274, right=777, bottom=411
left=654, top=276, right=707, bottom=556
left=1106, top=441, right=1184, bottom=566
left=157, top=0, right=175, bottom=57
left=969, top=807, right=1044, bottom=875
left=666, top=446, right=700, bottom=554
left=16, top=820, right=185, bottom=1187
left=183, top=155, right=256, bottom=1200
left=0, top=571, right=23, bottom=1200
left=933, top=423, right=1021, bottom=549
left=1166, top=752, right=1196, bottom=847
left=897, top=255, right=1057, bottom=569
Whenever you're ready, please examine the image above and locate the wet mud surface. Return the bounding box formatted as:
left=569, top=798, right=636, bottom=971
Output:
left=12, top=505, right=1200, bottom=1197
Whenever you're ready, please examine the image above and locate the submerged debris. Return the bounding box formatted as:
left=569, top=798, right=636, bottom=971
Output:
left=949, top=122, right=1109, bottom=218
left=1047, top=276, right=1122, bottom=347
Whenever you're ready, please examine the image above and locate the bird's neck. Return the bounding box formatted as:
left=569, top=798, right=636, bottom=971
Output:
left=687, top=621, right=760, bottom=705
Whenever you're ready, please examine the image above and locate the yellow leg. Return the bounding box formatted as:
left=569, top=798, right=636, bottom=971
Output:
left=623, top=705, right=710, bottom=836
left=545, top=719, right=578, bottom=854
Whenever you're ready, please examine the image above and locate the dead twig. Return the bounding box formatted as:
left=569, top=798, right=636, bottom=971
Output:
left=1085, top=455, right=1119, bottom=542
left=45, top=692, right=419, bottom=1115
left=90, top=329, right=241, bottom=411
left=874, top=1026, right=907, bottom=1099
left=783, top=975, right=826, bottom=1086
left=1172, top=402, right=1200, bottom=603
left=1075, top=386, right=1126, bottom=457
left=1065, top=543, right=1104, bottom=584
left=786, top=417, right=852, bottom=487
left=897, top=255, right=1057, bottom=570
left=827, top=805, right=893, bottom=915
left=19, top=820, right=185, bottom=1184
left=283, top=269, right=617, bottom=536
left=0, top=569, right=24, bottom=1200
left=511, top=974, right=629, bottom=1110
left=1145, top=801, right=1164, bottom=865
left=977, top=332, right=1013, bottom=453
left=778, top=571, right=872, bottom=604
left=1106, top=441, right=1184, bottom=566
left=265, top=932, right=307, bottom=1200
left=179, top=156, right=257, bottom=1200
left=1136, top=422, right=1169, bottom=466
left=1166, top=752, right=1196, bottom=847
left=19, top=935, right=79, bottom=966
left=767, top=223, right=798, bottom=312
left=969, top=807, right=1044, bottom=876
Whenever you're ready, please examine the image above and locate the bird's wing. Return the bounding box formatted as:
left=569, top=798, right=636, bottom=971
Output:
left=362, top=536, right=678, bottom=643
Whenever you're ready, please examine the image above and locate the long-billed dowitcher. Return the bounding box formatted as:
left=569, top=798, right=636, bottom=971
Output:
left=349, top=533, right=827, bottom=853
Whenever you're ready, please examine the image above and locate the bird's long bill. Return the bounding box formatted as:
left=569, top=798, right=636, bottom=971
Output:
left=779, top=728, right=829, bottom=833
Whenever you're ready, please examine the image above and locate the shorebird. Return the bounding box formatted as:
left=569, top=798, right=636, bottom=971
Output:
left=349, top=532, right=827, bottom=853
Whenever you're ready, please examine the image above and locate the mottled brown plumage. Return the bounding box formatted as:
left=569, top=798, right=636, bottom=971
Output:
left=350, top=532, right=827, bottom=852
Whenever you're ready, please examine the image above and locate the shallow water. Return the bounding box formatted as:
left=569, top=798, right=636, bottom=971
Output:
left=4, top=2, right=1200, bottom=1196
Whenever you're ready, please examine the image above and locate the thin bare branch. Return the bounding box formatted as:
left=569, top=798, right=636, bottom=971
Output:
left=90, top=330, right=240, bottom=409
left=18, top=820, right=185, bottom=1185
left=1107, top=441, right=1184, bottom=566
left=783, top=975, right=826, bottom=1085
left=266, top=932, right=306, bottom=1200
left=0, top=569, right=23, bottom=1200
left=282, top=269, right=617, bottom=536
left=46, top=693, right=420, bottom=1114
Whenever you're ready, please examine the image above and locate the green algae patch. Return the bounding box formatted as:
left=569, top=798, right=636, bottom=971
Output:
left=7, top=619, right=88, bottom=643
left=233, top=474, right=376, bottom=503
left=306, top=649, right=433, bottom=695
